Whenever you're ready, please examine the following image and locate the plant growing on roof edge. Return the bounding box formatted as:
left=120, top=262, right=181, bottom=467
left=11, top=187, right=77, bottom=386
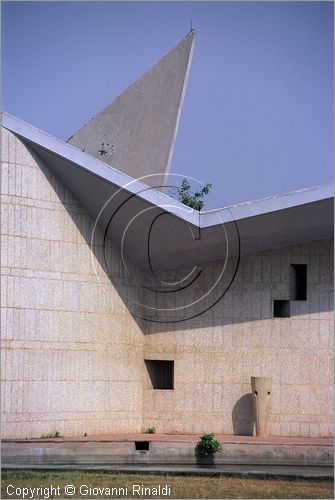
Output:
left=175, top=179, right=212, bottom=212
left=196, top=432, right=222, bottom=456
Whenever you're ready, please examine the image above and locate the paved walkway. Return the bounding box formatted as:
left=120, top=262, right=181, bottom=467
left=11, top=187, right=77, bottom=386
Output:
left=7, top=463, right=334, bottom=479
left=3, top=434, right=333, bottom=478
left=3, top=433, right=333, bottom=446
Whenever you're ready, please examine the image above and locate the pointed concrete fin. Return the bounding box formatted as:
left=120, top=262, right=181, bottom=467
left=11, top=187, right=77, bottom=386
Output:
left=67, top=31, right=195, bottom=189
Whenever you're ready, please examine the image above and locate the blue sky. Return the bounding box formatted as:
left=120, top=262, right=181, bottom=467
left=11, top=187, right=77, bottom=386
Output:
left=2, top=1, right=334, bottom=209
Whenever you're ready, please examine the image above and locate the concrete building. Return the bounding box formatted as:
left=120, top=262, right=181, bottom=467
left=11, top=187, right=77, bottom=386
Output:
left=1, top=33, right=333, bottom=439
left=67, top=31, right=195, bottom=190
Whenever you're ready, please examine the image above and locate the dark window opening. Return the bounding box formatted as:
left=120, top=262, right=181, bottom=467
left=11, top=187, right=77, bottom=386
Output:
left=135, top=441, right=150, bottom=451
left=273, top=300, right=290, bottom=318
left=290, top=264, right=307, bottom=300
left=144, top=360, right=174, bottom=390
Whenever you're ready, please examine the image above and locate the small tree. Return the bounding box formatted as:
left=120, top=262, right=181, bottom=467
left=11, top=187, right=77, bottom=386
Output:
left=176, top=179, right=212, bottom=212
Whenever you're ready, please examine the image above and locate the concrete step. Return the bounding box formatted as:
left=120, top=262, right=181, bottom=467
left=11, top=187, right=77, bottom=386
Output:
left=2, top=435, right=333, bottom=468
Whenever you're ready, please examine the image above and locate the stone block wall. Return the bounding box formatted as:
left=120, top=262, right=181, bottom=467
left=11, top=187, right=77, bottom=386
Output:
left=1, top=129, right=144, bottom=438
left=142, top=241, right=334, bottom=437
left=1, top=128, right=333, bottom=438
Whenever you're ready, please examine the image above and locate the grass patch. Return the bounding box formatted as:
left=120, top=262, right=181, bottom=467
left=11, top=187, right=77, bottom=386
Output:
left=1, top=470, right=333, bottom=499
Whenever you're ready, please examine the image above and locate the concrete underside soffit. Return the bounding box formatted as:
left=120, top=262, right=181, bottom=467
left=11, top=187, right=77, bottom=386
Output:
left=67, top=31, right=195, bottom=190
left=2, top=114, right=334, bottom=278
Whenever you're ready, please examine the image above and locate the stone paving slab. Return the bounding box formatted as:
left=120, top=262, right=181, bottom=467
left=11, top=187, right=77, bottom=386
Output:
left=3, top=433, right=333, bottom=446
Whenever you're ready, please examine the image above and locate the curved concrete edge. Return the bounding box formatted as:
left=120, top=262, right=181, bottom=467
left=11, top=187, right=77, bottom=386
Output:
left=2, top=112, right=333, bottom=230
left=2, top=112, right=333, bottom=270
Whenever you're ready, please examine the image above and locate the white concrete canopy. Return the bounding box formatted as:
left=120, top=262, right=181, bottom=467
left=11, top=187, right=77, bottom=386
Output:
left=67, top=31, right=195, bottom=189
left=3, top=112, right=334, bottom=273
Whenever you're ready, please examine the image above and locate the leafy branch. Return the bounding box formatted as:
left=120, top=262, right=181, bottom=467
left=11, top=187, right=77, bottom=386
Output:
left=174, top=179, right=212, bottom=212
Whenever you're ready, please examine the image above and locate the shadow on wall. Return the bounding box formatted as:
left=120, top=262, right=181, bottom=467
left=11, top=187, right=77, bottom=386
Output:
left=232, top=393, right=255, bottom=436
left=34, top=146, right=333, bottom=335
left=194, top=449, right=215, bottom=466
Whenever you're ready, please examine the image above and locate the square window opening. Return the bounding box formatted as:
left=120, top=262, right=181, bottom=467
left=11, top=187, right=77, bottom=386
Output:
left=135, top=441, right=150, bottom=451
left=290, top=264, right=307, bottom=300
left=273, top=300, right=290, bottom=318
left=144, top=360, right=174, bottom=390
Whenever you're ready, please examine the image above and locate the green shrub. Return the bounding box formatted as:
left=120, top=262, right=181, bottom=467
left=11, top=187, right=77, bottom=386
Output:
left=145, top=426, right=156, bottom=434
left=41, top=430, right=63, bottom=438
left=197, top=432, right=222, bottom=456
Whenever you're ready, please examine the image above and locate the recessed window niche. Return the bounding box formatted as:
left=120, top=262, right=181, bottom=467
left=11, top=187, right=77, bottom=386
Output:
left=144, top=360, right=174, bottom=390
left=135, top=441, right=150, bottom=451
left=290, top=264, right=307, bottom=300
left=273, top=300, right=290, bottom=318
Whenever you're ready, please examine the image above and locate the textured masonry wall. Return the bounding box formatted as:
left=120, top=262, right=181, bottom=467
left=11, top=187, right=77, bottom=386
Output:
left=1, top=128, right=333, bottom=438
left=1, top=129, right=144, bottom=438
left=143, top=240, right=334, bottom=437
